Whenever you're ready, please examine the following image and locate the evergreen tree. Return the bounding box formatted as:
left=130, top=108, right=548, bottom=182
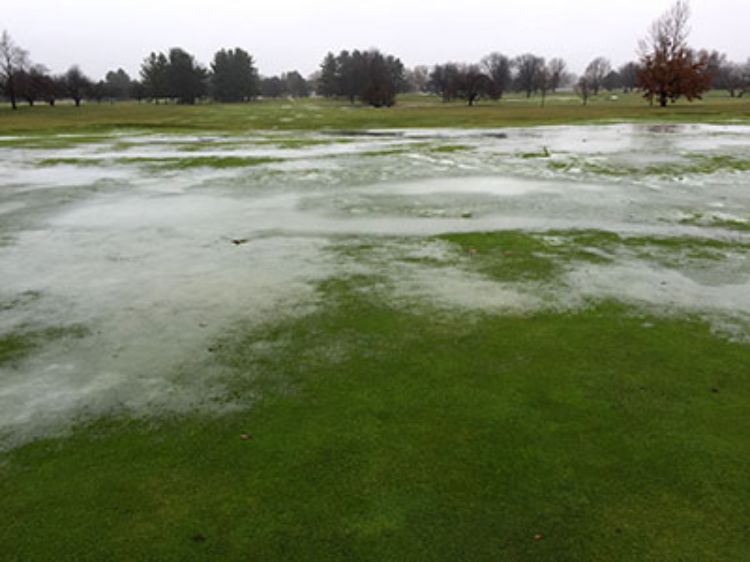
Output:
left=210, top=48, right=259, bottom=102
left=104, top=68, right=132, bottom=100
left=166, top=48, right=207, bottom=105
left=140, top=52, right=169, bottom=102
left=283, top=71, right=309, bottom=97
left=318, top=52, right=338, bottom=98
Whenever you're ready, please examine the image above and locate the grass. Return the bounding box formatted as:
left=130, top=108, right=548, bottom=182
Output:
left=2, top=232, right=749, bottom=561
left=0, top=324, right=88, bottom=367
left=2, top=99, right=750, bottom=560
left=38, top=156, right=283, bottom=170
left=0, top=91, right=748, bottom=136
left=679, top=214, right=750, bottom=232
left=548, top=154, right=750, bottom=177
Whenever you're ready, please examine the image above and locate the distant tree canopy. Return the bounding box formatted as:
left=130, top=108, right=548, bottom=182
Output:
left=211, top=48, right=259, bottom=102
left=316, top=49, right=406, bottom=107
left=428, top=53, right=574, bottom=106
left=636, top=0, right=712, bottom=106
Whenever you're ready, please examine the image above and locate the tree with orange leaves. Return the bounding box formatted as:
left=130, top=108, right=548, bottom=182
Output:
left=636, top=1, right=712, bottom=107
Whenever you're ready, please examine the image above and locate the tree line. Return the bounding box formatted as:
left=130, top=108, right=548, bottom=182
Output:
left=1, top=2, right=748, bottom=110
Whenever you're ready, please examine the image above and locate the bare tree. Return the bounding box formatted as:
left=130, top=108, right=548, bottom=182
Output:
left=547, top=58, right=567, bottom=93
left=16, top=64, right=49, bottom=106
left=702, top=52, right=748, bottom=98
left=535, top=64, right=553, bottom=107
left=481, top=53, right=512, bottom=100
left=0, top=30, right=29, bottom=110
left=575, top=76, right=592, bottom=106
left=636, top=0, right=711, bottom=107
left=406, top=65, right=430, bottom=93
left=456, top=64, right=490, bottom=106
left=428, top=63, right=461, bottom=102
left=514, top=53, right=545, bottom=98
left=584, top=57, right=611, bottom=95
left=64, top=66, right=93, bottom=107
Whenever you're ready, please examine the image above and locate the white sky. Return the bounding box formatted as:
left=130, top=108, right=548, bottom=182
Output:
left=4, top=0, right=749, bottom=80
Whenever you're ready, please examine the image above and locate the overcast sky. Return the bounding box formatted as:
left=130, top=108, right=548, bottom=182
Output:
left=5, top=0, right=749, bottom=79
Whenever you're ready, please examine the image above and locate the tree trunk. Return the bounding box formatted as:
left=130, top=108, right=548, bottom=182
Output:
left=74, top=97, right=81, bottom=107
left=7, top=75, right=17, bottom=110
left=659, top=91, right=668, bottom=107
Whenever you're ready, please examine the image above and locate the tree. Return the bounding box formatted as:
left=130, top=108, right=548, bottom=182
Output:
left=90, top=80, right=108, bottom=103
left=514, top=54, right=545, bottom=98
left=406, top=65, right=430, bottom=93
left=64, top=66, right=92, bottom=107
left=481, top=53, right=512, bottom=100
left=16, top=65, right=49, bottom=106
left=130, top=80, right=146, bottom=102
left=536, top=64, right=552, bottom=107
left=166, top=48, right=207, bottom=104
left=428, top=63, right=462, bottom=102
left=140, top=52, right=169, bottom=102
left=618, top=62, right=640, bottom=92
left=602, top=70, right=622, bottom=92
left=283, top=71, right=309, bottom=97
left=575, top=76, right=592, bottom=106
left=318, top=52, right=338, bottom=98
left=260, top=76, right=286, bottom=98
left=636, top=0, right=711, bottom=107
left=104, top=68, right=132, bottom=100
left=456, top=64, right=490, bottom=106
left=705, top=54, right=747, bottom=98
left=41, top=74, right=64, bottom=106
left=336, top=50, right=355, bottom=102
left=359, top=50, right=404, bottom=107
left=315, top=49, right=404, bottom=107
left=584, top=57, right=611, bottom=95
left=210, top=48, right=259, bottom=102
left=0, top=30, right=29, bottom=110
left=547, top=58, right=567, bottom=93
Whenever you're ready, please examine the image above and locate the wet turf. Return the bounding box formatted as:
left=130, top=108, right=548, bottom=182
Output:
left=1, top=120, right=749, bottom=561
left=2, top=283, right=749, bottom=561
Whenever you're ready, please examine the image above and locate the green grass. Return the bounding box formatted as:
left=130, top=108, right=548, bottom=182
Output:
left=549, top=154, right=750, bottom=177
left=37, top=156, right=282, bottom=170
left=2, top=233, right=749, bottom=561
left=0, top=91, right=748, bottom=136
left=0, top=324, right=88, bottom=367
left=680, top=215, right=750, bottom=232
